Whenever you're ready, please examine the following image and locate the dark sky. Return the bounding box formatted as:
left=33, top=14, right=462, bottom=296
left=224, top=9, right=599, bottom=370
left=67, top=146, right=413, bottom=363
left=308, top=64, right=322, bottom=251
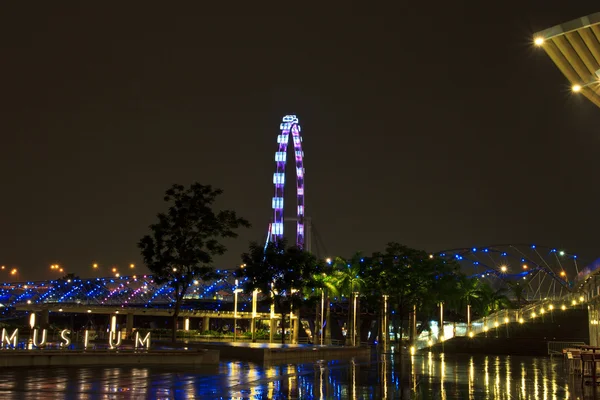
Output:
left=1, top=2, right=600, bottom=281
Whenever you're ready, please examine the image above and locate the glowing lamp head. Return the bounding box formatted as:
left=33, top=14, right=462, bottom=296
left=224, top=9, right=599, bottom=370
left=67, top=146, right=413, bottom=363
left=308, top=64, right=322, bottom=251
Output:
left=500, top=265, right=507, bottom=273
left=572, top=84, right=582, bottom=92
left=534, top=37, right=544, bottom=46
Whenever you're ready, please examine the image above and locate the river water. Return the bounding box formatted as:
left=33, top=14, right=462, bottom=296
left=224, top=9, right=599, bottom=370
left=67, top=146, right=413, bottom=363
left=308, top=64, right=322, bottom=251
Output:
left=0, top=353, right=584, bottom=399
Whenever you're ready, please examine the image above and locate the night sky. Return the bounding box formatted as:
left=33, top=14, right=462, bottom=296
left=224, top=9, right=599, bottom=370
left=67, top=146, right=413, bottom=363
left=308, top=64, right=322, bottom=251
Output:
left=1, top=3, right=600, bottom=280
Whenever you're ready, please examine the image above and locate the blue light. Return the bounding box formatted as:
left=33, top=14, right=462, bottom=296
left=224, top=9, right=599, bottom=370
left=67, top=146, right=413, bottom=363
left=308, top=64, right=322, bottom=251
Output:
left=472, top=248, right=477, bottom=252
left=531, top=245, right=536, bottom=249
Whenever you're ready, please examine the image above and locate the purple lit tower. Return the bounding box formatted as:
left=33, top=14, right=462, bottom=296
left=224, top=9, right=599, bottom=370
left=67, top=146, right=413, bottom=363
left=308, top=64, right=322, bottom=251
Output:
left=267, top=115, right=306, bottom=249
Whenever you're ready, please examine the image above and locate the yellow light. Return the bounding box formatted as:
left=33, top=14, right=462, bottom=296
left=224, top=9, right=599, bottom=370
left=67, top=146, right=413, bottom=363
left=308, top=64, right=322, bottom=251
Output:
left=494, top=322, right=499, bottom=327
left=580, top=296, right=585, bottom=302
left=468, top=331, right=474, bottom=338
left=572, top=84, right=582, bottom=92
left=409, top=346, right=415, bottom=355
left=10, top=268, right=17, bottom=275
left=133, top=275, right=137, bottom=279
left=519, top=318, right=524, bottom=324
left=534, top=36, right=544, bottom=46
left=483, top=326, right=489, bottom=332
left=500, top=265, right=507, bottom=272
left=560, top=271, right=566, bottom=277
left=59, top=268, right=63, bottom=272
left=522, top=264, right=528, bottom=269
left=429, top=254, right=434, bottom=259
left=561, top=305, right=566, bottom=310
left=504, top=317, right=509, bottom=323
left=130, top=264, right=135, bottom=269
left=172, top=267, right=177, bottom=272
left=115, top=273, right=120, bottom=277
left=87, top=309, right=92, bottom=313
left=325, top=258, right=331, bottom=264
left=572, top=300, right=577, bottom=305
left=93, top=263, right=98, bottom=269
left=548, top=304, right=554, bottom=310
left=0, top=266, right=4, bottom=270
left=531, top=312, right=536, bottom=318
left=428, top=339, right=433, bottom=346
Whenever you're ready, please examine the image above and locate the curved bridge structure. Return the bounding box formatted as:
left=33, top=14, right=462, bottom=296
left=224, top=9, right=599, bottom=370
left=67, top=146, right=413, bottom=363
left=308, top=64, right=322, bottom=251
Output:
left=435, top=244, right=582, bottom=301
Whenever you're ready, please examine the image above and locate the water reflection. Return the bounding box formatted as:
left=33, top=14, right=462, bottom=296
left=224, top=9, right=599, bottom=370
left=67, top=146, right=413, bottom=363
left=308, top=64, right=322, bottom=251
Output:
left=0, top=353, right=586, bottom=399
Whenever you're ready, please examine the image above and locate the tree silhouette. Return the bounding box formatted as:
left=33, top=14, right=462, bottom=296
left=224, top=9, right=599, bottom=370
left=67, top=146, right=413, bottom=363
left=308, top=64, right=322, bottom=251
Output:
left=238, top=238, right=323, bottom=344
left=138, top=183, right=250, bottom=342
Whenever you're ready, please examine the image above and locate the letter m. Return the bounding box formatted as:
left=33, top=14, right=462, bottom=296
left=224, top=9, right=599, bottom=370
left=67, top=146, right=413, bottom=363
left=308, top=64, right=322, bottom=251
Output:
left=1, top=328, right=18, bottom=348
left=135, top=332, right=151, bottom=349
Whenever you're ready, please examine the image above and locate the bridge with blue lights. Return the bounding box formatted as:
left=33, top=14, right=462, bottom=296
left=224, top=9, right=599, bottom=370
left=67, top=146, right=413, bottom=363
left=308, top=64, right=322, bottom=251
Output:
left=0, top=244, right=592, bottom=313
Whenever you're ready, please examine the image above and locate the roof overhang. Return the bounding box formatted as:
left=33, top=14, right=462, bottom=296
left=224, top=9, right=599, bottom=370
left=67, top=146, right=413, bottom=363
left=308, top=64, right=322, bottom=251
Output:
left=534, top=12, right=600, bottom=108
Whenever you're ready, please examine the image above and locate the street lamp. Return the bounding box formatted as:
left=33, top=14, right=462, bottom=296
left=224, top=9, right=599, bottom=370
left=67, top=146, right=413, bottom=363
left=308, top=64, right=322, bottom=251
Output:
left=233, top=280, right=243, bottom=342
left=320, top=289, right=325, bottom=345
left=352, top=292, right=359, bottom=346
left=382, top=294, right=389, bottom=351
left=251, top=289, right=258, bottom=342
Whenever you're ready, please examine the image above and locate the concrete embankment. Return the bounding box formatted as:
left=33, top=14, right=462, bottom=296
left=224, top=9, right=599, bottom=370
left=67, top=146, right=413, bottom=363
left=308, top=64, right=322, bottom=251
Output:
left=0, top=349, right=219, bottom=368
left=186, top=342, right=371, bottom=364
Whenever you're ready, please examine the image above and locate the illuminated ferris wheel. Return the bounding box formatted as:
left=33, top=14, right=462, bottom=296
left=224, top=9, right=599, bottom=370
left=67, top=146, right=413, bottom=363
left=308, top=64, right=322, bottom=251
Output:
left=267, top=115, right=306, bottom=249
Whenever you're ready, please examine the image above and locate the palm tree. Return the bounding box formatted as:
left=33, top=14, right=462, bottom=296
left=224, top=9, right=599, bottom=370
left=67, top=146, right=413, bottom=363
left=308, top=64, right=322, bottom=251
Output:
left=309, top=270, right=339, bottom=345
left=480, top=285, right=511, bottom=316
left=456, top=276, right=484, bottom=330
left=332, top=254, right=365, bottom=345
left=507, top=281, right=528, bottom=308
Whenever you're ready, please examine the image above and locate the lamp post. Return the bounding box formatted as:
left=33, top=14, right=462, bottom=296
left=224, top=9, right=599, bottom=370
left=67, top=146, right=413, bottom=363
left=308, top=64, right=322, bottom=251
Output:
left=382, top=294, right=389, bottom=351
left=439, top=302, right=444, bottom=342
left=320, top=289, right=325, bottom=346
left=353, top=292, right=359, bottom=346
left=251, top=289, right=258, bottom=342
left=233, top=280, right=243, bottom=342
left=467, top=304, right=471, bottom=335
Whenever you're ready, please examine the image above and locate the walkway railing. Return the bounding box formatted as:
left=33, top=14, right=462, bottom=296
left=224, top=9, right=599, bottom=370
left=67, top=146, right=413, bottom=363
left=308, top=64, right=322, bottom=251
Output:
left=455, top=292, right=585, bottom=338
left=548, top=341, right=586, bottom=356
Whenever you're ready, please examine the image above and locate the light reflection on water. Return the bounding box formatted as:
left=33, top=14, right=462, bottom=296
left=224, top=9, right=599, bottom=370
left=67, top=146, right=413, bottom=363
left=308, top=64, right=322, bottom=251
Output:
left=0, top=353, right=587, bottom=399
